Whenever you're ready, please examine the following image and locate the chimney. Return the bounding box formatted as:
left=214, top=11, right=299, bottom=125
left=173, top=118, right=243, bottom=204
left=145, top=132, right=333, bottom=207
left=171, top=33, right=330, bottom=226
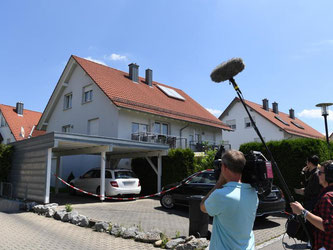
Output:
left=16, top=102, right=24, bottom=115
left=145, top=69, right=152, bottom=86
left=262, top=98, right=269, bottom=111
left=128, top=63, right=139, bottom=82
left=272, top=102, right=279, bottom=114
left=289, top=108, right=295, bottom=119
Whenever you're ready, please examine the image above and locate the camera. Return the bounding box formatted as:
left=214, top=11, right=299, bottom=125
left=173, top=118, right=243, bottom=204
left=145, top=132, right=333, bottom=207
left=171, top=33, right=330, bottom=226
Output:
left=213, top=147, right=273, bottom=195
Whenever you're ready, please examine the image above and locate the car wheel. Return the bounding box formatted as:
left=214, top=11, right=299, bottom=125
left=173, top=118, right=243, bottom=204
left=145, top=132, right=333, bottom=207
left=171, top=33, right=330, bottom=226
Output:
left=160, top=194, right=175, bottom=209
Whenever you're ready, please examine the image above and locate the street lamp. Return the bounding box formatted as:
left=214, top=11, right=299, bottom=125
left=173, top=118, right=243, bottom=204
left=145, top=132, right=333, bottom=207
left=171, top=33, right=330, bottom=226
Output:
left=316, top=102, right=333, bottom=145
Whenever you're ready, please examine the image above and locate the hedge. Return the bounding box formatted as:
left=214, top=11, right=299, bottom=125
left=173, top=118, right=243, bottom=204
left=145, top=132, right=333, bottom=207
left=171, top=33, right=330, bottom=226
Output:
left=239, top=138, right=333, bottom=201
left=0, top=144, right=13, bottom=182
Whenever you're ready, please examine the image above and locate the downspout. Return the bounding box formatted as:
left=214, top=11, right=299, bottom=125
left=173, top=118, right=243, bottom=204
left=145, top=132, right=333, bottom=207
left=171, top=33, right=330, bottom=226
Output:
left=180, top=123, right=189, bottom=148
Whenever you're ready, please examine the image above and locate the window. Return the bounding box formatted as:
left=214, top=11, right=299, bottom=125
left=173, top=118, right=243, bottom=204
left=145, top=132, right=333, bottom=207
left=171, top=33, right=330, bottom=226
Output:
left=83, top=85, right=93, bottom=103
left=154, top=122, right=168, bottom=135
left=156, top=85, right=185, bottom=101
left=62, top=125, right=71, bottom=133
left=88, top=118, right=99, bottom=135
left=132, top=123, right=148, bottom=134
left=0, top=115, right=6, bottom=127
left=226, top=119, right=236, bottom=130
left=274, top=116, right=289, bottom=126
left=64, top=93, right=72, bottom=110
left=291, top=121, right=304, bottom=129
left=244, top=117, right=255, bottom=128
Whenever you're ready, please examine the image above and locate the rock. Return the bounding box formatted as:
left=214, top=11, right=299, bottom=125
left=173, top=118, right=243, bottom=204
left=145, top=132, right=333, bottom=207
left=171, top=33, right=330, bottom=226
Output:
left=122, top=226, right=139, bottom=239
left=53, top=210, right=66, bottom=220
left=77, top=215, right=89, bottom=227
left=154, top=240, right=163, bottom=247
left=110, top=224, right=126, bottom=237
left=166, top=238, right=186, bottom=249
left=89, top=219, right=97, bottom=228
left=45, top=208, right=56, bottom=217
left=95, top=221, right=109, bottom=232
left=135, top=231, right=161, bottom=243
left=185, top=235, right=195, bottom=242
left=176, top=238, right=209, bottom=250
left=33, top=205, right=43, bottom=214
left=70, top=215, right=80, bottom=225
left=62, top=211, right=79, bottom=222
left=33, top=203, right=58, bottom=215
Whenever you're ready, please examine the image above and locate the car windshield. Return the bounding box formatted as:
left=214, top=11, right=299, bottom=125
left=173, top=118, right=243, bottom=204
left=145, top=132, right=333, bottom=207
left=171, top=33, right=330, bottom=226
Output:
left=186, top=172, right=216, bottom=184
left=115, top=171, right=137, bottom=179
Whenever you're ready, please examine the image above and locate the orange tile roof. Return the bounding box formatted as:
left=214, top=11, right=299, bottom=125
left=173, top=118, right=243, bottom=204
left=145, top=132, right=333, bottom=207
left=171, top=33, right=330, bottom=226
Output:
left=72, top=55, right=230, bottom=130
left=224, top=98, right=324, bottom=139
left=0, top=104, right=43, bottom=141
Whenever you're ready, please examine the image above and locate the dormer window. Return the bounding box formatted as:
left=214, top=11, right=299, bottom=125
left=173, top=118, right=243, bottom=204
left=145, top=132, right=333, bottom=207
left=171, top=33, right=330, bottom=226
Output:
left=83, top=85, right=93, bottom=103
left=64, top=93, right=72, bottom=110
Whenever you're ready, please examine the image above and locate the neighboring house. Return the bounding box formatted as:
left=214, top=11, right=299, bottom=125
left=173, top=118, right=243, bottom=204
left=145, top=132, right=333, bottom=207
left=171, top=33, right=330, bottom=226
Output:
left=0, top=102, right=43, bottom=144
left=35, top=55, right=230, bottom=180
left=330, top=132, right=333, bottom=142
left=219, top=97, right=324, bottom=150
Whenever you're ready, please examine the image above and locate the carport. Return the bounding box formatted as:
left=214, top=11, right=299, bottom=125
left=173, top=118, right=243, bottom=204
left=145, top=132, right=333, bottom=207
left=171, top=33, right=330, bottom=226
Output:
left=8, top=132, right=169, bottom=204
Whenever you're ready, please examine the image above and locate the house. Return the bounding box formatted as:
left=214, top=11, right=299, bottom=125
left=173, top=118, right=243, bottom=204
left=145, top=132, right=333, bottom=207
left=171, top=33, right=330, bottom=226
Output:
left=219, top=97, right=324, bottom=149
left=2, top=55, right=231, bottom=203
left=37, top=55, right=230, bottom=151
left=0, top=102, right=43, bottom=144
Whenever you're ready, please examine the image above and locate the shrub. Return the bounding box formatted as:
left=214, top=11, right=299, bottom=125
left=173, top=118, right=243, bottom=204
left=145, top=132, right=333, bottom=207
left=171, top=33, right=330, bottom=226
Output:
left=65, top=204, right=73, bottom=212
left=239, top=138, right=332, bottom=200
left=0, top=144, right=13, bottom=182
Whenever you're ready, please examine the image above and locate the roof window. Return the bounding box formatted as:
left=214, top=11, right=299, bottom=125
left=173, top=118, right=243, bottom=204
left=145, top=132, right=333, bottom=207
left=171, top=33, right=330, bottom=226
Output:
left=291, top=121, right=304, bottom=129
left=157, top=85, right=185, bottom=101
left=274, top=116, right=289, bottom=126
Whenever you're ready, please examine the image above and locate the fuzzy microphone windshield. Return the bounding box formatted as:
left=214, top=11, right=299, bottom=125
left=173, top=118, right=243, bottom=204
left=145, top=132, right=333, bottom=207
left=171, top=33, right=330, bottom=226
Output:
left=210, top=58, right=245, bottom=82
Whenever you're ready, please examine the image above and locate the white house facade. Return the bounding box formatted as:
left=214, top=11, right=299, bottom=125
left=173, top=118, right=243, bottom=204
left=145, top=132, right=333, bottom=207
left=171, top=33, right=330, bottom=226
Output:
left=220, top=98, right=323, bottom=150
left=36, top=55, right=230, bottom=185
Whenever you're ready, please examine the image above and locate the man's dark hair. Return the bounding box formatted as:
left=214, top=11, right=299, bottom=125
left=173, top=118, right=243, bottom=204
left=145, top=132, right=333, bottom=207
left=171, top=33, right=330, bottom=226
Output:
left=321, top=160, right=333, bottom=183
left=221, top=150, right=246, bottom=174
left=307, top=155, right=319, bottom=166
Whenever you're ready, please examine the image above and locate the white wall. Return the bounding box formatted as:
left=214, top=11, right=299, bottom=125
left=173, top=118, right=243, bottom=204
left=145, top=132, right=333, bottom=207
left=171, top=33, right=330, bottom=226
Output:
left=46, top=65, right=119, bottom=137
left=0, top=112, right=15, bottom=144
left=221, top=101, right=285, bottom=150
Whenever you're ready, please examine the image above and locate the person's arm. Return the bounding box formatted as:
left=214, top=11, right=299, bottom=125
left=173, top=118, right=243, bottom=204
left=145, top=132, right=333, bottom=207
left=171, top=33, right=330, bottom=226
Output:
left=200, top=173, right=226, bottom=213
left=290, top=201, right=325, bottom=231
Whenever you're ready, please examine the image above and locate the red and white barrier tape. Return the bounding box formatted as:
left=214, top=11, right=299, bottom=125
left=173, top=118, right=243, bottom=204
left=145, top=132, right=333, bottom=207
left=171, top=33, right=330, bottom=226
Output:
left=53, top=168, right=213, bottom=201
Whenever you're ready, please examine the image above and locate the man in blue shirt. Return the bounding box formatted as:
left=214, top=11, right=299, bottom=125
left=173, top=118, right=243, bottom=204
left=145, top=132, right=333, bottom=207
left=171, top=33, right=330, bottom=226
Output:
left=200, top=150, right=258, bottom=250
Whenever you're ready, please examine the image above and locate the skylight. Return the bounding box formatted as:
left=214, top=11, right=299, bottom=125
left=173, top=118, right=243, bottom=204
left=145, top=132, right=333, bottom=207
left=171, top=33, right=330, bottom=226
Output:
left=291, top=121, right=304, bottom=129
left=157, top=85, right=185, bottom=101
left=274, top=116, right=289, bottom=126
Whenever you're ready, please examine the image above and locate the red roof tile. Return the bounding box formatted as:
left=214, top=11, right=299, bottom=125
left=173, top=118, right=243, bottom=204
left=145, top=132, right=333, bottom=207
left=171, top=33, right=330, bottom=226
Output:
left=0, top=104, right=43, bottom=141
left=224, top=98, right=324, bottom=139
left=72, top=56, right=230, bottom=130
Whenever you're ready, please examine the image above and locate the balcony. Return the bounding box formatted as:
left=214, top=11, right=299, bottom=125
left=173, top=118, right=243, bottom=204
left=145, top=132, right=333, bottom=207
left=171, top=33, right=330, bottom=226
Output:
left=131, top=132, right=187, bottom=149
left=189, top=140, right=221, bottom=152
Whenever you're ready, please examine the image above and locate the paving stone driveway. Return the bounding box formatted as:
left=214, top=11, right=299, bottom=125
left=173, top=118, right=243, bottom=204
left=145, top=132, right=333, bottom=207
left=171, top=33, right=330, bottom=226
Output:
left=0, top=211, right=155, bottom=250
left=52, top=193, right=288, bottom=246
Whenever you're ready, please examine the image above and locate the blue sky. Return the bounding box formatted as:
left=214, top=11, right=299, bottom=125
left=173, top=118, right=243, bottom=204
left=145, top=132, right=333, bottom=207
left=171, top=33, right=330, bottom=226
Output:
left=1, top=1, right=333, bottom=135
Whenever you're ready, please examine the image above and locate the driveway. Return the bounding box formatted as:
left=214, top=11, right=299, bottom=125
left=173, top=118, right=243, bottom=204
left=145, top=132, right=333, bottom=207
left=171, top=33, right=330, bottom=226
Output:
left=51, top=193, right=288, bottom=246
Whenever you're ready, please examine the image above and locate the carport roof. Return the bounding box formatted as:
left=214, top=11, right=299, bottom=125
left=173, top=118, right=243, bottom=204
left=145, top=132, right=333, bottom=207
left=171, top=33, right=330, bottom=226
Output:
left=12, top=131, right=169, bottom=158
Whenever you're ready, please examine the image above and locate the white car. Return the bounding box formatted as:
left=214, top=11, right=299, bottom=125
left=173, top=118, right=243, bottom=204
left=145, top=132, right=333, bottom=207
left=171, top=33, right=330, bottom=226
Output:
left=70, top=168, right=141, bottom=197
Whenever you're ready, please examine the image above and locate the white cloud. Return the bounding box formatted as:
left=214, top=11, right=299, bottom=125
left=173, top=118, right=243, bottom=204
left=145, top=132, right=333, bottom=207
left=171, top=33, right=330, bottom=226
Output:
left=206, top=108, right=223, bottom=117
left=84, top=57, right=107, bottom=66
left=298, top=109, right=333, bottom=121
left=104, top=53, right=127, bottom=61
